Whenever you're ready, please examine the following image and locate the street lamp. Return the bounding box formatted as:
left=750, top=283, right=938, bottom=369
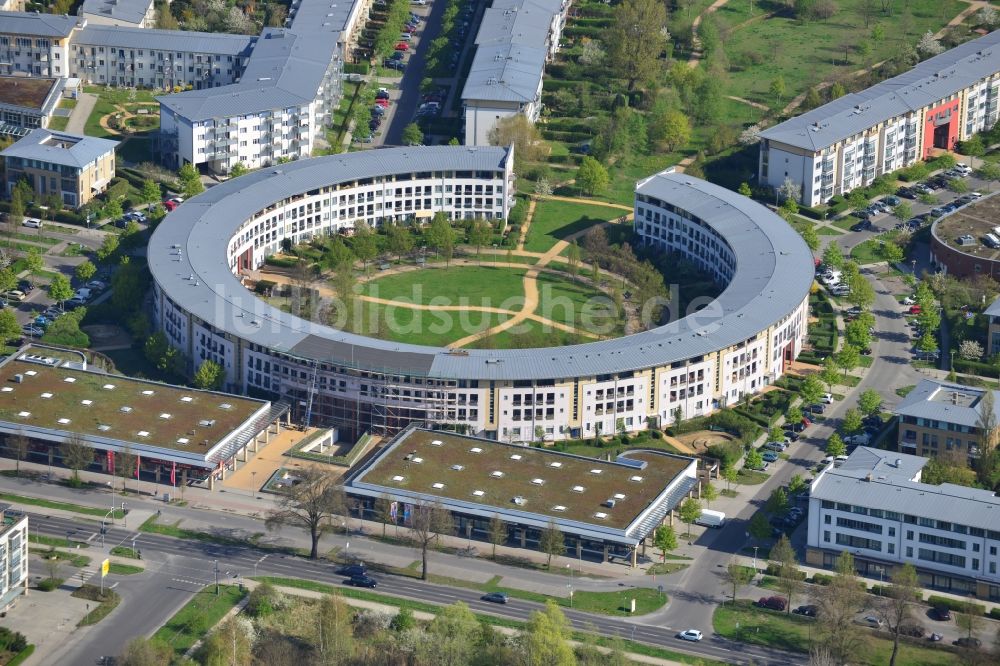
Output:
left=492, top=244, right=497, bottom=266
left=752, top=545, right=759, bottom=572
left=251, top=471, right=257, bottom=499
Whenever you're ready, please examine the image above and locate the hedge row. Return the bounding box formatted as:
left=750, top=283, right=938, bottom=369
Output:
left=265, top=255, right=298, bottom=268
left=541, top=129, right=592, bottom=143
left=764, top=563, right=808, bottom=581
left=344, top=62, right=370, bottom=75
left=953, top=358, right=999, bottom=378
left=926, top=595, right=986, bottom=615
left=563, top=25, right=603, bottom=39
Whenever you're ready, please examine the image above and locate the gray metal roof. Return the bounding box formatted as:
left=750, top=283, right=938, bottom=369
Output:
left=75, top=24, right=254, bottom=54
left=761, top=29, right=1000, bottom=152
left=812, top=448, right=1000, bottom=532
left=157, top=0, right=347, bottom=121
left=0, top=10, right=80, bottom=37
left=985, top=294, right=1000, bottom=318
left=462, top=42, right=546, bottom=104
left=0, top=128, right=117, bottom=167
left=79, top=0, right=153, bottom=25
left=475, top=6, right=551, bottom=47
left=148, top=153, right=815, bottom=381
left=893, top=378, right=1000, bottom=429
left=836, top=446, right=926, bottom=482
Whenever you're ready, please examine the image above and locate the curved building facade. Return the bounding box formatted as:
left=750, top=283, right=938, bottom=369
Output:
left=149, top=147, right=814, bottom=441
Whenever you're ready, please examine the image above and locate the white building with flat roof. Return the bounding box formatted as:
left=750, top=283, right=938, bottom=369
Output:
left=759, top=29, right=1000, bottom=207
left=0, top=505, right=28, bottom=613
left=807, top=446, right=1000, bottom=601
left=79, top=0, right=156, bottom=29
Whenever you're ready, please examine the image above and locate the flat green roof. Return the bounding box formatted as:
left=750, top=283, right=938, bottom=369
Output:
left=0, top=357, right=268, bottom=455
left=354, top=429, right=694, bottom=530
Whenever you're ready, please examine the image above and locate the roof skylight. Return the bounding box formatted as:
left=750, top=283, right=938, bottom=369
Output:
left=510, top=454, right=522, bottom=461
left=392, top=475, right=405, bottom=482
left=548, top=461, right=562, bottom=468
left=103, top=384, right=115, bottom=390
left=432, top=482, right=445, bottom=489
left=177, top=437, right=189, bottom=444
left=63, top=377, right=76, bottom=383
left=17, top=411, right=29, bottom=418
left=137, top=430, right=149, bottom=437
left=491, top=470, right=504, bottom=478
left=629, top=475, right=644, bottom=482
left=40, top=392, right=52, bottom=399
left=81, top=399, right=92, bottom=406
left=57, top=418, right=70, bottom=424
left=572, top=485, right=585, bottom=493
left=472, top=490, right=485, bottom=497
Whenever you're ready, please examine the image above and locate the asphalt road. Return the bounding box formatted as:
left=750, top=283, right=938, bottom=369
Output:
left=28, top=511, right=804, bottom=665
left=383, top=0, right=444, bottom=146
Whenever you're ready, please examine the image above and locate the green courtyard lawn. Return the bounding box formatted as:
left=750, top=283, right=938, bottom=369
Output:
left=714, top=0, right=965, bottom=112
left=532, top=271, right=617, bottom=330
left=363, top=265, right=527, bottom=307
left=346, top=297, right=510, bottom=348
left=851, top=239, right=887, bottom=264
left=714, top=600, right=960, bottom=666
left=523, top=200, right=623, bottom=253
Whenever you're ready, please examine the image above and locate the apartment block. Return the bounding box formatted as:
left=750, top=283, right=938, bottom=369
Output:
left=759, top=30, right=1000, bottom=207
left=892, top=378, right=997, bottom=465
left=80, top=0, right=156, bottom=29
left=808, top=447, right=1000, bottom=601
left=462, top=0, right=567, bottom=146
left=0, top=10, right=79, bottom=77
left=1, top=129, right=118, bottom=207
left=0, top=505, right=28, bottom=613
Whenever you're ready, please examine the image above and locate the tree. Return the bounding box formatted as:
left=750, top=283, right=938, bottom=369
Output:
left=60, top=433, right=91, bottom=484
left=820, top=356, right=840, bottom=392
left=738, top=182, right=753, bottom=197
left=488, top=513, right=507, bottom=560
left=702, top=482, right=718, bottom=508
left=118, top=636, right=172, bottom=666
left=770, top=535, right=802, bottom=613
left=8, top=187, right=25, bottom=227
left=0, top=269, right=16, bottom=300
left=800, top=374, right=824, bottom=406
left=42, top=309, right=90, bottom=347
left=351, top=221, right=378, bottom=272
left=822, top=243, right=845, bottom=270
left=488, top=115, right=547, bottom=169
left=857, top=389, right=882, bottom=417
left=975, top=390, right=999, bottom=488
left=653, top=525, right=677, bottom=561
left=801, top=225, right=820, bottom=252
left=879, top=241, right=905, bottom=266
left=265, top=467, right=344, bottom=559
left=916, top=31, right=944, bottom=57
left=417, top=602, right=479, bottom=666
left=178, top=163, right=203, bottom=197
left=386, top=223, right=414, bottom=262
left=879, top=563, right=918, bottom=666
left=816, top=552, right=866, bottom=663
left=468, top=219, right=492, bottom=262
left=538, top=518, right=566, bottom=569
left=749, top=512, right=771, bottom=541
left=841, top=408, right=863, bottom=436
left=374, top=493, right=393, bottom=537
left=192, top=359, right=224, bottom=390
left=0, top=309, right=19, bottom=344
left=649, top=108, right=691, bottom=151
left=788, top=474, right=807, bottom=495
left=96, top=233, right=120, bottom=263
left=24, top=248, right=43, bottom=280
left=847, top=276, right=875, bottom=310
left=74, top=260, right=97, bottom=284
left=410, top=500, right=454, bottom=580
left=778, top=177, right=801, bottom=203
left=313, top=594, right=354, bottom=663
left=515, top=600, right=576, bottom=666
left=766, top=487, right=789, bottom=514
left=956, top=598, right=983, bottom=642
left=200, top=616, right=255, bottom=666
left=769, top=76, right=786, bottom=104
left=722, top=466, right=738, bottom=492
left=576, top=156, right=609, bottom=195
left=402, top=122, right=424, bottom=146
left=826, top=433, right=846, bottom=457
left=745, top=448, right=764, bottom=471
left=677, top=497, right=702, bottom=537
left=836, top=344, right=860, bottom=380
left=229, top=162, right=248, bottom=178
left=606, top=0, right=668, bottom=92
left=140, top=179, right=161, bottom=204
left=48, top=273, right=73, bottom=309
left=9, top=430, right=29, bottom=478
left=845, top=319, right=872, bottom=350
left=390, top=607, right=415, bottom=632
left=722, top=561, right=755, bottom=605
left=892, top=201, right=913, bottom=222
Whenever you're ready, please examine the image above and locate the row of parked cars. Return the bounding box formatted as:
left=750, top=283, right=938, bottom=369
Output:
left=381, top=11, right=423, bottom=72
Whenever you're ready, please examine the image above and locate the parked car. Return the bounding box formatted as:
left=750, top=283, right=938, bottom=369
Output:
left=861, top=615, right=883, bottom=628
left=931, top=606, right=952, bottom=621
left=336, top=564, right=366, bottom=577
left=884, top=195, right=901, bottom=206
left=343, top=575, right=378, bottom=588
left=3, top=290, right=26, bottom=302
left=764, top=441, right=786, bottom=452
left=677, top=629, right=703, bottom=642
left=793, top=605, right=818, bottom=617
left=481, top=592, right=508, bottom=604
left=806, top=403, right=825, bottom=415
left=22, top=325, right=44, bottom=336
left=17, top=280, right=33, bottom=294
left=783, top=431, right=800, bottom=442
left=953, top=637, right=981, bottom=648
left=908, top=304, right=922, bottom=315
left=394, top=42, right=409, bottom=51
left=821, top=393, right=833, bottom=404
left=22, top=218, right=42, bottom=229
left=762, top=451, right=779, bottom=463
left=756, top=596, right=787, bottom=611
left=163, top=200, right=179, bottom=212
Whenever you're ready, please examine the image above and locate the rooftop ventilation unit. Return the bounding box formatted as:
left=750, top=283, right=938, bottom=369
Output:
left=121, top=406, right=132, bottom=413
left=451, top=464, right=464, bottom=471
left=571, top=485, right=585, bottom=493
left=392, top=475, right=405, bottom=482
left=432, top=482, right=445, bottom=489
left=491, top=470, right=504, bottom=478
left=472, top=490, right=485, bottom=497
left=512, top=496, right=527, bottom=506
left=470, top=447, right=483, bottom=453
left=603, top=498, right=616, bottom=508
left=199, top=419, right=215, bottom=427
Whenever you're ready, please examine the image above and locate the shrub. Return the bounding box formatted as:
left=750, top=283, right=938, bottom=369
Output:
left=706, top=440, right=743, bottom=468
left=0, top=627, right=28, bottom=653
left=245, top=581, right=285, bottom=617
left=989, top=608, right=1000, bottom=620
left=36, top=578, right=62, bottom=591
left=926, top=595, right=986, bottom=615
left=764, top=563, right=807, bottom=580
left=811, top=573, right=833, bottom=585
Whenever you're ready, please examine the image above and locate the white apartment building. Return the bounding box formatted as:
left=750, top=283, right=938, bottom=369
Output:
left=70, top=25, right=253, bottom=89
left=0, top=505, right=28, bottom=613
left=79, top=0, right=156, bottom=29
left=0, top=10, right=79, bottom=77
left=462, top=0, right=567, bottom=146
left=807, top=447, right=1000, bottom=601
left=759, top=29, right=1000, bottom=208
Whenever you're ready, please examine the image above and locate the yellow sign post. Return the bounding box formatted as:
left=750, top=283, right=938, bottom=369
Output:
left=100, top=558, right=109, bottom=593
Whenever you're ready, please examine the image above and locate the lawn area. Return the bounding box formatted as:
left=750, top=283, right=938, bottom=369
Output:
left=47, top=116, right=69, bottom=131
left=152, top=585, right=246, bottom=656
left=73, top=584, right=121, bottom=626
left=832, top=216, right=863, bottom=231
left=466, top=317, right=590, bottom=349
left=532, top=271, right=616, bottom=330
left=714, top=0, right=964, bottom=111
left=108, top=562, right=143, bottom=575
left=523, top=199, right=623, bottom=253
left=851, top=239, right=886, bottom=264
left=117, top=137, right=153, bottom=164
left=362, top=265, right=527, bottom=307
left=0, top=492, right=124, bottom=519
left=736, top=469, right=770, bottom=485
left=817, top=225, right=844, bottom=236
left=714, top=600, right=960, bottom=666
left=29, top=533, right=89, bottom=549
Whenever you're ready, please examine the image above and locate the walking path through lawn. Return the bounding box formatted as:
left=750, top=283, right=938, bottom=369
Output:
left=65, top=92, right=96, bottom=134
left=687, top=0, right=733, bottom=67
left=516, top=196, right=537, bottom=251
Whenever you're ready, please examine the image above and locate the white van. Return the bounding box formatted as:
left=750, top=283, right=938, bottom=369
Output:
left=695, top=509, right=726, bottom=528
left=984, top=233, right=1000, bottom=249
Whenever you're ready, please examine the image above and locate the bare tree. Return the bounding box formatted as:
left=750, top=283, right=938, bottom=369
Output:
left=374, top=493, right=393, bottom=538
left=60, top=433, right=93, bottom=485
left=815, top=552, right=867, bottom=663
left=10, top=430, right=29, bottom=477
left=488, top=513, right=507, bottom=560
left=409, top=500, right=453, bottom=580
left=721, top=560, right=755, bottom=605
left=877, top=563, right=918, bottom=666
left=265, top=468, right=344, bottom=559
left=118, top=445, right=137, bottom=495
left=538, top=519, right=566, bottom=570
left=770, top=535, right=803, bottom=613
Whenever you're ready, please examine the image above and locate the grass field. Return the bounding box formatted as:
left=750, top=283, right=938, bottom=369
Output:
left=152, top=585, right=246, bottom=656
left=714, top=600, right=959, bottom=666
left=523, top=200, right=623, bottom=253
left=347, top=299, right=510, bottom=347
left=715, top=0, right=965, bottom=111
left=363, top=265, right=527, bottom=306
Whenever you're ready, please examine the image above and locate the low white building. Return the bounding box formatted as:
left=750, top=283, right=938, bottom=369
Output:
left=79, top=0, right=156, bottom=29
left=807, top=447, right=1000, bottom=601
left=0, top=505, right=28, bottom=613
